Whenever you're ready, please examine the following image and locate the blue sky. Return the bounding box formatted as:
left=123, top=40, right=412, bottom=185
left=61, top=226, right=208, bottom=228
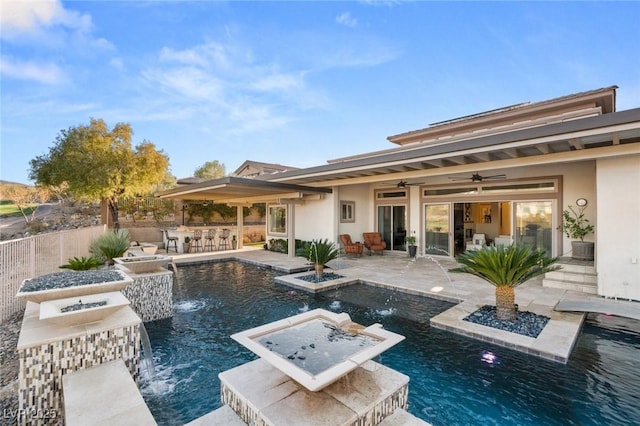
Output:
left=2, top=1, right=639, bottom=185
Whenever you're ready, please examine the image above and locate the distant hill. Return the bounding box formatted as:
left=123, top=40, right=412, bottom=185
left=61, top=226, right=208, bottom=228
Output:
left=0, top=180, right=29, bottom=186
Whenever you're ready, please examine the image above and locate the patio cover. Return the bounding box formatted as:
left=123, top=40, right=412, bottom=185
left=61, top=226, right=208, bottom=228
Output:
left=156, top=176, right=332, bottom=204
left=156, top=176, right=332, bottom=257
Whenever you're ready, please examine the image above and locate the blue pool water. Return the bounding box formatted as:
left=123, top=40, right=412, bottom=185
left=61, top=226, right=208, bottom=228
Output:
left=142, top=261, right=640, bottom=425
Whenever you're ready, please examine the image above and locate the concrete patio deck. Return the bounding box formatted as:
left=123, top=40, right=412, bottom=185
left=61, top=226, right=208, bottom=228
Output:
left=170, top=247, right=640, bottom=364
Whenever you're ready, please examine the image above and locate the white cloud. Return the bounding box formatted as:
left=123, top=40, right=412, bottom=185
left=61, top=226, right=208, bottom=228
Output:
left=142, top=66, right=224, bottom=101
left=109, top=57, right=124, bottom=71
left=0, top=55, right=66, bottom=84
left=0, top=0, right=92, bottom=37
left=336, top=12, right=358, bottom=28
left=250, top=72, right=305, bottom=92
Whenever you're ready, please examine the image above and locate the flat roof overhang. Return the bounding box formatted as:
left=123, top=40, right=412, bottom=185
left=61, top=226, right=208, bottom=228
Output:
left=156, top=176, right=332, bottom=204
left=262, top=107, right=640, bottom=186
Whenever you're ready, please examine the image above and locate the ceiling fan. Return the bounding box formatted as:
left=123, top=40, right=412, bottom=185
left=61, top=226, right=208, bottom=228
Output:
left=383, top=180, right=425, bottom=188
left=449, top=173, right=507, bottom=182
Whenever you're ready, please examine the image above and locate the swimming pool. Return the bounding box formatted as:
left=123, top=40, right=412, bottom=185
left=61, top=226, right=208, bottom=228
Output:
left=142, top=261, right=640, bottom=425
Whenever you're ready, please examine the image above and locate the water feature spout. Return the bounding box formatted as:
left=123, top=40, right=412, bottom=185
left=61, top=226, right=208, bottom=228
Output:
left=139, top=323, right=157, bottom=381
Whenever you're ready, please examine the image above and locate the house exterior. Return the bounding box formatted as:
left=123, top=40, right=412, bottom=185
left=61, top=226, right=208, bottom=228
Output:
left=158, top=86, right=640, bottom=301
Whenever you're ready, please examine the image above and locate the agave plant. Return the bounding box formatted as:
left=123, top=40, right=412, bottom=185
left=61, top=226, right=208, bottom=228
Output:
left=59, top=256, right=104, bottom=270
left=89, top=229, right=130, bottom=265
left=297, top=239, right=340, bottom=280
left=449, top=245, right=560, bottom=320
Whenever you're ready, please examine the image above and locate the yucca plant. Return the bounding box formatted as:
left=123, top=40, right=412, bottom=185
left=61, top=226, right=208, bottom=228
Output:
left=297, top=239, right=340, bottom=280
left=89, top=229, right=130, bottom=265
left=449, top=245, right=560, bottom=320
left=59, top=256, right=104, bottom=270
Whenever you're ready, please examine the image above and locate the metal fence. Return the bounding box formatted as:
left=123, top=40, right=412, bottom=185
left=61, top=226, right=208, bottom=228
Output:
left=0, top=225, right=106, bottom=324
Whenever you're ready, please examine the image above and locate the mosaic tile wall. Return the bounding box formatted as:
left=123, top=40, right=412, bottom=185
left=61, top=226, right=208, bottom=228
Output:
left=17, top=323, right=141, bottom=426
left=121, top=270, right=173, bottom=322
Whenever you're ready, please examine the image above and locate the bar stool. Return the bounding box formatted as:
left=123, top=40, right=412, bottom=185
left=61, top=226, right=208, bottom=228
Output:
left=191, top=230, right=203, bottom=252
left=164, top=230, right=178, bottom=253
left=218, top=229, right=231, bottom=250
left=204, top=229, right=217, bottom=251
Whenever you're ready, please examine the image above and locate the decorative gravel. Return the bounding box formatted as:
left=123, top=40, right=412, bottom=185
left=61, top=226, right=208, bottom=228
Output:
left=60, top=300, right=108, bottom=313
left=463, top=305, right=550, bottom=338
left=19, top=270, right=125, bottom=292
left=296, top=272, right=344, bottom=283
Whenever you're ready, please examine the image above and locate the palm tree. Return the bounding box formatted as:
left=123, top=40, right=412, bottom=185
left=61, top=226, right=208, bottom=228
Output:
left=449, top=245, right=560, bottom=320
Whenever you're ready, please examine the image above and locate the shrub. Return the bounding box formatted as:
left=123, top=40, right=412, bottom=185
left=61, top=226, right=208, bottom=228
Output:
left=60, top=256, right=104, bottom=270
left=268, top=238, right=288, bottom=253
left=297, top=239, right=340, bottom=266
left=89, top=229, right=130, bottom=265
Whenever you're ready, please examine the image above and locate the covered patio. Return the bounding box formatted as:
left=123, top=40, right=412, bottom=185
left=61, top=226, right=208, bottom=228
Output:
left=156, top=176, right=332, bottom=257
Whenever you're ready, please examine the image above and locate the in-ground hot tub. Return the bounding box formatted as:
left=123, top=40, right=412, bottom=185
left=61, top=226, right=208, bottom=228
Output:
left=230, top=308, right=405, bottom=391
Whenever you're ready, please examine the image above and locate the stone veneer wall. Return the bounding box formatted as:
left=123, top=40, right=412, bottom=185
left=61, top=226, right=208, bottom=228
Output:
left=121, top=269, right=173, bottom=322
left=17, top=319, right=140, bottom=426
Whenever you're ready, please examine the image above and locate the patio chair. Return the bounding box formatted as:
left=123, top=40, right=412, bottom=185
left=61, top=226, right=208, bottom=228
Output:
left=363, top=232, right=386, bottom=255
left=164, top=229, right=178, bottom=253
left=339, top=234, right=363, bottom=258
left=465, top=233, right=486, bottom=251
left=204, top=229, right=217, bottom=251
left=191, top=230, right=203, bottom=252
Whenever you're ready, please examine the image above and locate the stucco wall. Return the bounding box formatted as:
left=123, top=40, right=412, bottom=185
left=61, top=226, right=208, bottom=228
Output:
left=295, top=193, right=336, bottom=242
left=596, top=155, right=640, bottom=300
left=336, top=184, right=373, bottom=244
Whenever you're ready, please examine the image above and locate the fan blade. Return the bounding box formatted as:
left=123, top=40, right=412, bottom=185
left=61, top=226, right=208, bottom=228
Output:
left=483, top=174, right=507, bottom=180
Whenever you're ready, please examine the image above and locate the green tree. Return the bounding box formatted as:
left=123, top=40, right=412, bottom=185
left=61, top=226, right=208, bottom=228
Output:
left=193, top=160, right=226, bottom=180
left=449, top=245, right=560, bottom=320
left=29, top=118, right=169, bottom=229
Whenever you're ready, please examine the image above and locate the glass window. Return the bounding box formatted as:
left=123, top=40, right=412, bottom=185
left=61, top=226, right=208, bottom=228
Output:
left=482, top=182, right=555, bottom=194
left=377, top=191, right=407, bottom=199
left=340, top=201, right=355, bottom=223
left=268, top=205, right=287, bottom=234
left=424, top=187, right=478, bottom=196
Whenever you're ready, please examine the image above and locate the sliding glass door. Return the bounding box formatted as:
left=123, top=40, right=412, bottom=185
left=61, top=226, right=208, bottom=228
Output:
left=424, top=204, right=451, bottom=256
left=377, top=205, right=407, bottom=251
left=515, top=201, right=553, bottom=253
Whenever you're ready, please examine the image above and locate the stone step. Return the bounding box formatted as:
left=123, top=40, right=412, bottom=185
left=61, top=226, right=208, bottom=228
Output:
left=543, top=278, right=598, bottom=294
left=545, top=270, right=597, bottom=284
left=557, top=263, right=596, bottom=274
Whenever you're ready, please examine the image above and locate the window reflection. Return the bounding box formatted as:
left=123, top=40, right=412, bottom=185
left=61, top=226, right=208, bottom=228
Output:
left=515, top=201, right=552, bottom=253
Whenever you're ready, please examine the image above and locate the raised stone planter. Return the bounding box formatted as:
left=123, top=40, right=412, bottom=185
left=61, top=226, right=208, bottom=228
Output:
left=39, top=291, right=130, bottom=327
left=16, top=270, right=133, bottom=304
left=113, top=254, right=171, bottom=274
left=230, top=308, right=405, bottom=392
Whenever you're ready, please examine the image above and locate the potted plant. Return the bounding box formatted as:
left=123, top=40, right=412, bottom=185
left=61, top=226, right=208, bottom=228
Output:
left=558, top=205, right=594, bottom=260
left=183, top=236, right=191, bottom=253
left=297, top=239, right=340, bottom=280
left=406, top=235, right=417, bottom=258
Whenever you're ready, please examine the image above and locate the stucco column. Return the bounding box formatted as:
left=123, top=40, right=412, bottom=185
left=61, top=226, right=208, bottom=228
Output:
left=236, top=205, right=244, bottom=250
left=288, top=203, right=296, bottom=258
